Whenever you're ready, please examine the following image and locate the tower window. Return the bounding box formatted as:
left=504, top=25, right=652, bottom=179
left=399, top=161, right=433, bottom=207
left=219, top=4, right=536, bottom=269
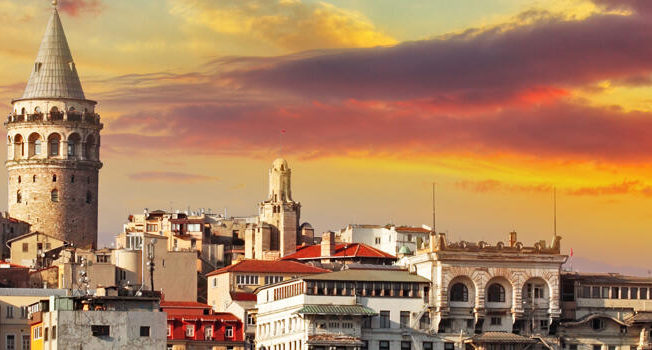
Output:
left=48, top=133, right=61, bottom=156
left=86, top=191, right=92, bottom=204
left=71, top=175, right=75, bottom=183
left=16, top=191, right=21, bottom=203
left=32, top=175, right=36, bottom=183
left=51, top=189, right=59, bottom=202
left=35, top=140, right=41, bottom=155
left=52, top=174, right=57, bottom=182
left=18, top=176, right=21, bottom=184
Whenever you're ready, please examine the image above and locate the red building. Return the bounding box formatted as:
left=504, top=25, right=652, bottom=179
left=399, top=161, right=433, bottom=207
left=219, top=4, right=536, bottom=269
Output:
left=162, top=301, right=245, bottom=350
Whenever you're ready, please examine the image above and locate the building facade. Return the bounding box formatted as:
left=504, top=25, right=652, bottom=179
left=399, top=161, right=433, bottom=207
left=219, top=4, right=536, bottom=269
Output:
left=255, top=268, right=434, bottom=350
left=337, top=225, right=432, bottom=256
left=162, top=300, right=245, bottom=350
left=5, top=4, right=102, bottom=249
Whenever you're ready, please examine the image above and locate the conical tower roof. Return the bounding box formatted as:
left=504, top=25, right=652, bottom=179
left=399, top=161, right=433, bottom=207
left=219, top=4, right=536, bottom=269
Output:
left=21, top=7, right=85, bottom=100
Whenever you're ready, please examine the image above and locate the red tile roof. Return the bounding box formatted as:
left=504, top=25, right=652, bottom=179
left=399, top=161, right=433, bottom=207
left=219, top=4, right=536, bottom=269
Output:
left=206, top=260, right=329, bottom=277
left=281, top=243, right=396, bottom=260
left=230, top=292, right=257, bottom=301
left=160, top=301, right=210, bottom=309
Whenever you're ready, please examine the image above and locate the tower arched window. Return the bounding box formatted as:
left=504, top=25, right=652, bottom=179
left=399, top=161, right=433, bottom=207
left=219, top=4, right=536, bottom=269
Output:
left=16, top=190, right=21, bottom=204
left=86, top=191, right=92, bottom=204
left=48, top=133, right=61, bottom=156
left=487, top=283, right=506, bottom=303
left=67, top=133, right=81, bottom=158
left=32, top=175, right=36, bottom=183
left=52, top=174, right=57, bottom=182
left=18, top=176, right=21, bottom=184
left=71, top=175, right=75, bottom=183
left=13, top=134, right=24, bottom=159
left=450, top=283, right=468, bottom=302
left=28, top=133, right=42, bottom=157
left=51, top=189, right=59, bottom=202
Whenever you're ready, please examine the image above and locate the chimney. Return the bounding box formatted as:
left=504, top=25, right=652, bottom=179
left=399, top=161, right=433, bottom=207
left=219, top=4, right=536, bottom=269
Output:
left=321, top=231, right=336, bottom=257
left=509, top=231, right=517, bottom=247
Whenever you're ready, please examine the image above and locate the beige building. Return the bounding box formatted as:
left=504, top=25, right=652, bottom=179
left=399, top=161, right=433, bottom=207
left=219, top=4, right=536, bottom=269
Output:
left=405, top=231, right=567, bottom=349
left=5, top=5, right=102, bottom=249
left=244, top=159, right=314, bottom=261
left=559, top=272, right=652, bottom=350
left=0, top=213, right=31, bottom=260
left=206, top=260, right=328, bottom=342
left=0, top=288, right=67, bottom=350
left=7, top=232, right=66, bottom=269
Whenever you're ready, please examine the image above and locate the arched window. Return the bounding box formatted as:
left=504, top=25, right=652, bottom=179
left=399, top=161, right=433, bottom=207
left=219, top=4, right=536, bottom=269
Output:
left=86, top=191, right=92, bottom=204
left=487, top=283, right=506, bottom=302
left=16, top=190, right=21, bottom=203
left=51, top=189, right=59, bottom=202
left=32, top=175, right=36, bottom=183
left=71, top=175, right=75, bottom=183
left=450, top=283, right=469, bottom=302
left=13, top=134, right=24, bottom=159
left=85, top=135, right=95, bottom=160
left=52, top=174, right=57, bottom=182
left=48, top=133, right=61, bottom=156
left=18, top=176, right=21, bottom=184
left=28, top=133, right=41, bottom=157
left=67, top=133, right=82, bottom=157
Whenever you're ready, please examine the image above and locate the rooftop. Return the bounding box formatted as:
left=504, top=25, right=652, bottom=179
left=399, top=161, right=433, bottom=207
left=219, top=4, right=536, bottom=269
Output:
left=206, top=260, right=329, bottom=277
left=562, top=271, right=652, bottom=285
left=281, top=242, right=396, bottom=260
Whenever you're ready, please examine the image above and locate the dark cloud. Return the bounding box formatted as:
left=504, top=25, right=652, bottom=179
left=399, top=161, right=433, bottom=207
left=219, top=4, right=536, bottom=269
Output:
left=222, top=11, right=652, bottom=103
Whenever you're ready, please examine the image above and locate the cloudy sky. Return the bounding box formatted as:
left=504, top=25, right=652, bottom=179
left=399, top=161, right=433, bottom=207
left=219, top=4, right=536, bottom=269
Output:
left=0, top=0, right=651, bottom=275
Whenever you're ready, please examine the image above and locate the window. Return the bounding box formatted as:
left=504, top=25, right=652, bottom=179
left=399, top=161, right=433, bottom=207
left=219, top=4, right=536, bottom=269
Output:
left=265, top=275, right=284, bottom=285
left=247, top=312, right=256, bottom=325
left=420, top=314, right=430, bottom=330
left=34, top=140, right=41, bottom=155
left=400, top=311, right=410, bottom=328
left=540, top=319, right=549, bottom=329
left=185, top=325, right=194, bottom=337
left=16, top=191, right=21, bottom=204
left=6, top=305, right=13, bottom=318
left=423, top=342, right=433, bottom=350
left=91, top=325, right=110, bottom=337
left=44, top=327, right=48, bottom=341
left=6, top=335, right=14, bottom=350
left=22, top=243, right=28, bottom=253
left=205, top=325, right=213, bottom=339
left=33, top=327, right=41, bottom=340
left=21, top=335, right=29, bottom=350
left=375, top=237, right=381, bottom=244
left=591, top=319, right=605, bottom=331
left=631, top=288, right=638, bottom=299
left=225, top=326, right=233, bottom=338
left=342, top=322, right=353, bottom=329
left=71, top=175, right=75, bottom=183
left=592, top=286, right=600, bottom=298
left=379, top=311, right=390, bottom=328
left=86, top=191, right=92, bottom=204
left=51, top=189, right=59, bottom=202
left=236, top=275, right=259, bottom=285
left=140, top=326, right=150, bottom=337
left=622, top=287, right=629, bottom=299
left=490, top=317, right=502, bottom=325
left=20, top=306, right=27, bottom=319
left=402, top=341, right=411, bottom=350
left=488, top=283, right=506, bottom=302
left=641, top=288, right=648, bottom=299
left=593, top=345, right=602, bottom=350
left=379, top=341, right=390, bottom=350
left=96, top=255, right=109, bottom=263
left=32, top=175, right=36, bottom=183
left=146, top=224, right=158, bottom=232
left=611, top=287, right=619, bottom=299
left=52, top=325, right=56, bottom=340
left=167, top=325, right=171, bottom=337
left=450, top=283, right=468, bottom=302
left=445, top=343, right=455, bottom=350
left=329, top=321, right=339, bottom=329
left=212, top=278, right=217, bottom=288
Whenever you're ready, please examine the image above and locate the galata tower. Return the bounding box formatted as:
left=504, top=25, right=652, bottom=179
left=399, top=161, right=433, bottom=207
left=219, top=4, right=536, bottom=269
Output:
left=5, top=3, right=102, bottom=248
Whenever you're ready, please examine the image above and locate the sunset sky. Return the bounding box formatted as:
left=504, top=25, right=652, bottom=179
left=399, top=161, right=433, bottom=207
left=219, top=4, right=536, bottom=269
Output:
left=0, top=0, right=651, bottom=275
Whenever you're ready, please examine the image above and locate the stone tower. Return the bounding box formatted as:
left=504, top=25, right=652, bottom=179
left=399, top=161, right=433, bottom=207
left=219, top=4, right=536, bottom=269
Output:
left=5, top=4, right=102, bottom=248
left=258, top=158, right=300, bottom=257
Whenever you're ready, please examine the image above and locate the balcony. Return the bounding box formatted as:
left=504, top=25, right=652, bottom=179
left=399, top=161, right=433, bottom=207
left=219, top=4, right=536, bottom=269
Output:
left=6, top=112, right=101, bottom=126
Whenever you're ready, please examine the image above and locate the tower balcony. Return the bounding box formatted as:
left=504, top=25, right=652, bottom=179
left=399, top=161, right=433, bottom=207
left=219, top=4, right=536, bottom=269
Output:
left=5, top=111, right=102, bottom=127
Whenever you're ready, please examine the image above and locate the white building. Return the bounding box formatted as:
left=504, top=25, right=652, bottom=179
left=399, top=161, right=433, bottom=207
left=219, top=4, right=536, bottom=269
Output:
left=337, top=225, right=432, bottom=257
left=255, top=267, right=436, bottom=350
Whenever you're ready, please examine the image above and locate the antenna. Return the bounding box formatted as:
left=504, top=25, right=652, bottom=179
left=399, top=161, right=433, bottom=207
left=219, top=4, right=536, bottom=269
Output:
left=432, top=182, right=436, bottom=234
left=553, top=187, right=557, bottom=236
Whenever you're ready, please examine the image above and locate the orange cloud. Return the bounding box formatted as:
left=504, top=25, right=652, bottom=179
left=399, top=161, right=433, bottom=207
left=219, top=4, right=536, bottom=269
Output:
left=128, top=171, right=219, bottom=183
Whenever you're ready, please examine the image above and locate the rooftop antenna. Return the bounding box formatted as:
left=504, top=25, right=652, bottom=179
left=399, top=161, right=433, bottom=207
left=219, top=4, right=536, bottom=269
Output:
left=432, top=182, right=436, bottom=234
left=553, top=186, right=557, bottom=237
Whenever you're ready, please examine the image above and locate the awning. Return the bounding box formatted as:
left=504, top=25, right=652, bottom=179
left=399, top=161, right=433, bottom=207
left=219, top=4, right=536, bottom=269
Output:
left=295, top=304, right=377, bottom=316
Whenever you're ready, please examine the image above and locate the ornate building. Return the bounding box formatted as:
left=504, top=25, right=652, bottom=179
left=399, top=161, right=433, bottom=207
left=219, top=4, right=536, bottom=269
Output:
left=245, top=159, right=313, bottom=260
left=5, top=3, right=102, bottom=248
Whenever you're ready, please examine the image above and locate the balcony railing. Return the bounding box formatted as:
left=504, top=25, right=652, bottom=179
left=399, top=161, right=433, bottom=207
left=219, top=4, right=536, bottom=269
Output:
left=6, top=112, right=101, bottom=125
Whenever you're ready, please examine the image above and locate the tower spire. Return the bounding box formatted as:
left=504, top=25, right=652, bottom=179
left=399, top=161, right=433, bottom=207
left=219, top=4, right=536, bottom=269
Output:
left=21, top=4, right=85, bottom=100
